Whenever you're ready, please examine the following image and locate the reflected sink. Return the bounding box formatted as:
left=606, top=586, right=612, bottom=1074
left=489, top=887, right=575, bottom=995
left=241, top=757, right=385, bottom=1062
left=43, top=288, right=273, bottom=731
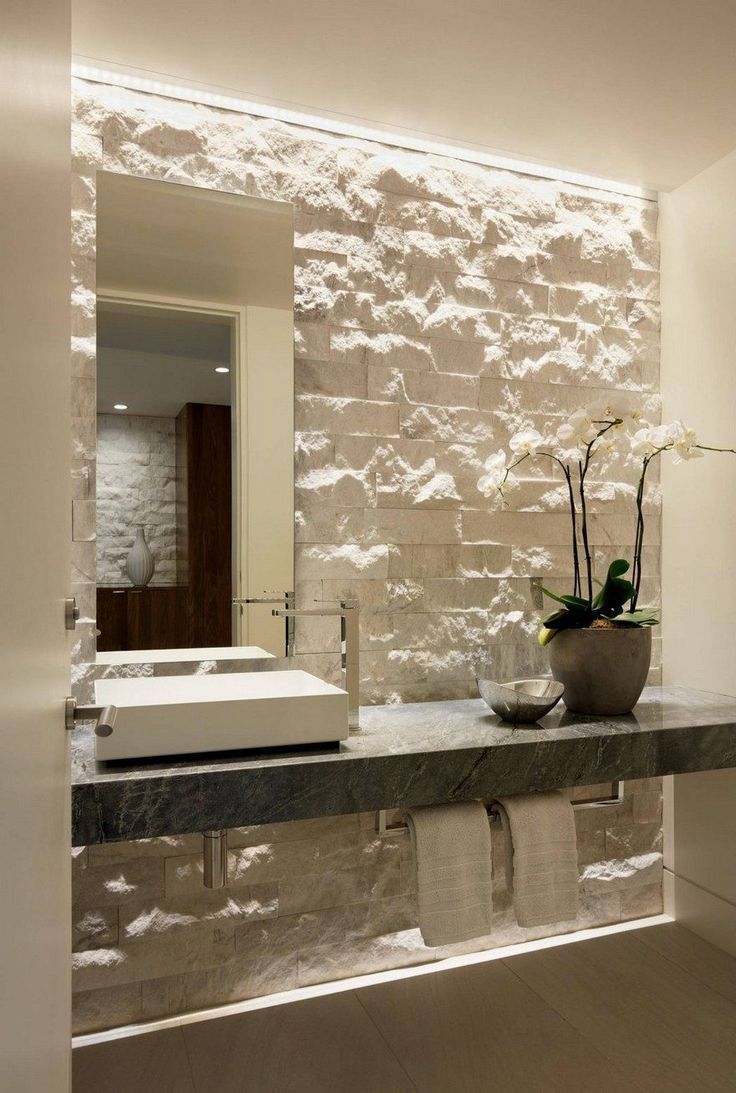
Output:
left=96, top=646, right=274, bottom=667
left=93, top=670, right=348, bottom=761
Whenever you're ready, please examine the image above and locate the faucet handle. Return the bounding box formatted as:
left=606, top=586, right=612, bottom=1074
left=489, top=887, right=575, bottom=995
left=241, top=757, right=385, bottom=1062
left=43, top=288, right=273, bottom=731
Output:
left=313, top=597, right=359, bottom=610
left=234, top=590, right=294, bottom=606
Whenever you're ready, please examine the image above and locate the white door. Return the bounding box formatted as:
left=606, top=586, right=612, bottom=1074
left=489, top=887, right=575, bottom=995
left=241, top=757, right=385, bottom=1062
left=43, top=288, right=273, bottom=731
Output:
left=0, top=1, right=72, bottom=1090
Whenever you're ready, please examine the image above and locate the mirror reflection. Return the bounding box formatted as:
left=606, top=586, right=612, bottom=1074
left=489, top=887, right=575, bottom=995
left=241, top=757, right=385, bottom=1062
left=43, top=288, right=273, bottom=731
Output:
left=94, top=173, right=294, bottom=661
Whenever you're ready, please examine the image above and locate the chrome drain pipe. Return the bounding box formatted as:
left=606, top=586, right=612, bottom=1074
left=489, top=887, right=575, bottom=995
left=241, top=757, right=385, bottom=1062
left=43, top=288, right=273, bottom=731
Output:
left=203, top=829, right=228, bottom=889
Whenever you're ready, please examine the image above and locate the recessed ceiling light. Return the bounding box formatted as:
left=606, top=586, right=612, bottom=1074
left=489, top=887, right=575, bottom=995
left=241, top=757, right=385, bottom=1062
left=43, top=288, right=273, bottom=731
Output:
left=113, top=403, right=128, bottom=410
left=215, top=366, right=230, bottom=374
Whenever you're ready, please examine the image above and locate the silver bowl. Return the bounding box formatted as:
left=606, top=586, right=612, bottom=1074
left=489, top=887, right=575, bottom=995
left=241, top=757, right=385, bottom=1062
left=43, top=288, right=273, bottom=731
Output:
left=476, top=677, right=565, bottom=724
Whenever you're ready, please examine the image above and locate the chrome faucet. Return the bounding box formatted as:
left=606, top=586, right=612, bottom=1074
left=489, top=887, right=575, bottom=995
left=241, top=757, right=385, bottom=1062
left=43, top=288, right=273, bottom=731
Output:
left=233, top=591, right=295, bottom=657
left=272, top=599, right=360, bottom=729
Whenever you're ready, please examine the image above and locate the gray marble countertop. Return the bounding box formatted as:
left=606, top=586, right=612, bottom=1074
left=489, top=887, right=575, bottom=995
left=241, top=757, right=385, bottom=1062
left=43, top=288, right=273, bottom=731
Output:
left=71, top=685, right=736, bottom=846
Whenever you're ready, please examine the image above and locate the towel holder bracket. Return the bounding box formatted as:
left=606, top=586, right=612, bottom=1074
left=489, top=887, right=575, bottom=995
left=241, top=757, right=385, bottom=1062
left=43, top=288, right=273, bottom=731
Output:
left=375, top=781, right=624, bottom=837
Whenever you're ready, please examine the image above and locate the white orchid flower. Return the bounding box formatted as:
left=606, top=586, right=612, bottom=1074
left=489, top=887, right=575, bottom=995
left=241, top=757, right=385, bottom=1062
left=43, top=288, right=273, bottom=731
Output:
left=588, top=394, right=631, bottom=421
left=588, top=394, right=653, bottom=432
left=556, top=409, right=598, bottom=450
left=483, top=449, right=507, bottom=473
left=630, top=425, right=666, bottom=457
left=598, top=435, right=620, bottom=456
left=630, top=429, right=654, bottom=457
left=509, top=427, right=543, bottom=457
left=671, top=421, right=703, bottom=462
left=477, top=449, right=509, bottom=497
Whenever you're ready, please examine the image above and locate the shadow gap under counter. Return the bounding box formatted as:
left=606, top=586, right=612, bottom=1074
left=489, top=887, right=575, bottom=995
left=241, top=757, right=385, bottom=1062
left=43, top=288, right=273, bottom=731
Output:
left=71, top=686, right=736, bottom=846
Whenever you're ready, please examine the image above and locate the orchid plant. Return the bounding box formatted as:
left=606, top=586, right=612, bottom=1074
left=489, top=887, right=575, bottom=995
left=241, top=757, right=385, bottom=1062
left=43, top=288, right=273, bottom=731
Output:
left=477, top=397, right=735, bottom=645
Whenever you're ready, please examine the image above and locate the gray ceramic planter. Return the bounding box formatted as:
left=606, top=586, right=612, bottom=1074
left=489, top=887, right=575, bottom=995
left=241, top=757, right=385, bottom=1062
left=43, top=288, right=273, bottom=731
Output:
left=548, top=626, right=652, bottom=716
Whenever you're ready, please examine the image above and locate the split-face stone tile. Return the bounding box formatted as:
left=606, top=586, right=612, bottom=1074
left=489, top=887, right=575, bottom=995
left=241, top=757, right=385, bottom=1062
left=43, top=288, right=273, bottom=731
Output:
left=71, top=81, right=662, bottom=1030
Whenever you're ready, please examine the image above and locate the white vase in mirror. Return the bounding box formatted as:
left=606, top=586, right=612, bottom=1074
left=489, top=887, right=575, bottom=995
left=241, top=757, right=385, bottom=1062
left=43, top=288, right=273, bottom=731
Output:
left=126, top=525, right=155, bottom=588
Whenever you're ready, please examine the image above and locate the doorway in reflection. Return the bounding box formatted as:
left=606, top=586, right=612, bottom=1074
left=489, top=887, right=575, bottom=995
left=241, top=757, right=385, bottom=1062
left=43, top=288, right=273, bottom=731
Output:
left=96, top=301, right=234, bottom=651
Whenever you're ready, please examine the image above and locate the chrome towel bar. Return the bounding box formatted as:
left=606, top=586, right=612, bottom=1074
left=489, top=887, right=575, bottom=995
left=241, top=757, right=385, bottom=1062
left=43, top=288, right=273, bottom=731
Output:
left=375, top=781, right=624, bottom=836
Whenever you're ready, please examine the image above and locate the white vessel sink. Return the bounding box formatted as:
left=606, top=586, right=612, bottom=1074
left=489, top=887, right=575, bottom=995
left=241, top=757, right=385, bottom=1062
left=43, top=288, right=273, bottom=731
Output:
left=94, top=670, right=348, bottom=761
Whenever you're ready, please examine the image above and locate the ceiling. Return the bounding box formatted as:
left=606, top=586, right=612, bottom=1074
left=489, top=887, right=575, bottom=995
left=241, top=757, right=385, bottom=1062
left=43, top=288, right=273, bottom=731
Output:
left=72, top=0, right=736, bottom=191
left=97, top=303, right=233, bottom=416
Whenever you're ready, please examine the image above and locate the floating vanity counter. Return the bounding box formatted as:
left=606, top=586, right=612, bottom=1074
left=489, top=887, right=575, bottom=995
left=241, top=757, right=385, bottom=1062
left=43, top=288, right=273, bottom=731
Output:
left=71, top=685, right=736, bottom=846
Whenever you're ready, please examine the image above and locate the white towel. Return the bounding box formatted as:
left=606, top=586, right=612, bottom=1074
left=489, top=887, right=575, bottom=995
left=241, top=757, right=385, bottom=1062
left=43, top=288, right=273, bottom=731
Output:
left=407, top=801, right=493, bottom=947
left=496, top=791, right=579, bottom=928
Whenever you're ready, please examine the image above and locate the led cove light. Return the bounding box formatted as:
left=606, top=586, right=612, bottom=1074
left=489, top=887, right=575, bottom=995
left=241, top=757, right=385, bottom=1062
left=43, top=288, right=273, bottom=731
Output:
left=71, top=60, right=656, bottom=202
left=215, top=366, right=230, bottom=374
left=113, top=403, right=128, bottom=410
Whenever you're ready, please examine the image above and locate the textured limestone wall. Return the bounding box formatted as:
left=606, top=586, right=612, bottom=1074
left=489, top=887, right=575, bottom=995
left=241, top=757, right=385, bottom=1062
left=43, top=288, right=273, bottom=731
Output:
left=72, top=781, right=663, bottom=1034
left=69, top=78, right=663, bottom=1032
left=96, top=413, right=178, bottom=586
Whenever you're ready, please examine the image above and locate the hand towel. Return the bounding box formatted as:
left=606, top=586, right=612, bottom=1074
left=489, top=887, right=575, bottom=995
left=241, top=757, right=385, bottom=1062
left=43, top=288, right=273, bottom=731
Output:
left=496, top=791, right=578, bottom=928
left=406, top=800, right=493, bottom=947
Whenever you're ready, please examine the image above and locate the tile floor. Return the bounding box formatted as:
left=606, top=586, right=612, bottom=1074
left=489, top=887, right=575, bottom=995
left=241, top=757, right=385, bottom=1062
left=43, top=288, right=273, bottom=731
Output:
left=73, top=923, right=736, bottom=1092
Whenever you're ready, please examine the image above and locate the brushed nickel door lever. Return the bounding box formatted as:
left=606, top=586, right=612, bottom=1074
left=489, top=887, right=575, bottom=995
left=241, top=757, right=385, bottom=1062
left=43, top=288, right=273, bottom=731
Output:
left=65, top=697, right=117, bottom=738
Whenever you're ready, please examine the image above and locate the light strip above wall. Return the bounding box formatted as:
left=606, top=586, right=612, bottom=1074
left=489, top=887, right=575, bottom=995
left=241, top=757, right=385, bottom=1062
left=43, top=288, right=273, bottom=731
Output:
left=72, top=57, right=657, bottom=203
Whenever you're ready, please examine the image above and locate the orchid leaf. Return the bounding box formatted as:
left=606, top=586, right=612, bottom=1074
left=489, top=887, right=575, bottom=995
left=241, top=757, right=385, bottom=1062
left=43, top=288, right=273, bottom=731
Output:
left=538, top=584, right=567, bottom=606
left=614, top=609, right=659, bottom=627
left=592, top=558, right=635, bottom=615
left=560, top=594, right=591, bottom=609
left=541, top=608, right=571, bottom=628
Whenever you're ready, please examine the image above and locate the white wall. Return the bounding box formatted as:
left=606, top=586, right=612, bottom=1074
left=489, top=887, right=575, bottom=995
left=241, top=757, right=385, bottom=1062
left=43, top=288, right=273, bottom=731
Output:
left=238, top=305, right=294, bottom=654
left=0, top=0, right=72, bottom=1088
left=660, top=147, right=736, bottom=954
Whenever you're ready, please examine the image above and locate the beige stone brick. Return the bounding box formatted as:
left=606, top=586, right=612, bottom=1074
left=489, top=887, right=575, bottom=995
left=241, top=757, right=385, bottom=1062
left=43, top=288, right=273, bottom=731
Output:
left=72, top=983, right=143, bottom=1035
left=606, top=822, right=663, bottom=859
left=119, top=885, right=277, bottom=945
left=153, top=950, right=299, bottom=1015
left=72, top=928, right=235, bottom=991
left=73, top=907, right=119, bottom=952
left=296, top=543, right=389, bottom=579
left=364, top=508, right=462, bottom=545
left=74, top=857, right=165, bottom=910
left=429, top=336, right=493, bottom=375
left=87, top=834, right=205, bottom=866
left=550, top=285, right=627, bottom=326
left=165, top=841, right=318, bottom=897
left=368, top=365, right=480, bottom=409
left=295, top=358, right=368, bottom=399
left=72, top=498, right=96, bottom=542
left=632, top=790, right=663, bottom=824
left=297, top=394, right=400, bottom=437
left=297, top=929, right=429, bottom=987
left=620, top=882, right=664, bottom=920
left=229, top=813, right=360, bottom=848
left=235, top=907, right=346, bottom=955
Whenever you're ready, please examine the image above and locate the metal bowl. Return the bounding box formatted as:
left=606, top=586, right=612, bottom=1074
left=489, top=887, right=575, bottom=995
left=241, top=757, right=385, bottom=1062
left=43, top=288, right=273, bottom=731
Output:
left=476, top=677, right=565, bottom=724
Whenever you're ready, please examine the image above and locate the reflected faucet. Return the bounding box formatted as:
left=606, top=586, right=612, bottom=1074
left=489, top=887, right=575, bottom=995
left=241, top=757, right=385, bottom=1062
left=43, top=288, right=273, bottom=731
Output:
left=272, top=599, right=360, bottom=730
left=233, top=591, right=295, bottom=657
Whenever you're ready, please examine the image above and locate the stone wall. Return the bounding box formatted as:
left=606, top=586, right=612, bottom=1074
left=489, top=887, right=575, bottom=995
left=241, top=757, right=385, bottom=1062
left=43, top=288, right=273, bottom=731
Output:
left=96, top=413, right=178, bottom=586
left=72, top=781, right=663, bottom=1033
left=69, top=78, right=663, bottom=1033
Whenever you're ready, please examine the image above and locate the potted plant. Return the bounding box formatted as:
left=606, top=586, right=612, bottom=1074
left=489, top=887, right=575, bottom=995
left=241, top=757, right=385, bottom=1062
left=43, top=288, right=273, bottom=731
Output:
left=477, top=399, right=734, bottom=715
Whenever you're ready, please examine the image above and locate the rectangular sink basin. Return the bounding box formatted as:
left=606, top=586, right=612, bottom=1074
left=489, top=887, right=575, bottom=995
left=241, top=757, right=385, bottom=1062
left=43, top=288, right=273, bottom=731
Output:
left=93, top=670, right=348, bottom=761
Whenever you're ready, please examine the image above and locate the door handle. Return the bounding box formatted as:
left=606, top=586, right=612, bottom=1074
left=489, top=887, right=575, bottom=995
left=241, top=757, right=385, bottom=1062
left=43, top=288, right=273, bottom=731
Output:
left=65, top=697, right=117, bottom=738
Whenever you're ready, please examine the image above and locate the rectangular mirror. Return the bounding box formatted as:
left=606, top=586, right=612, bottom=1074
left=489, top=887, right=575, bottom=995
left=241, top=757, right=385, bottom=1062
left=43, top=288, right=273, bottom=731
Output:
left=94, top=173, right=294, bottom=660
